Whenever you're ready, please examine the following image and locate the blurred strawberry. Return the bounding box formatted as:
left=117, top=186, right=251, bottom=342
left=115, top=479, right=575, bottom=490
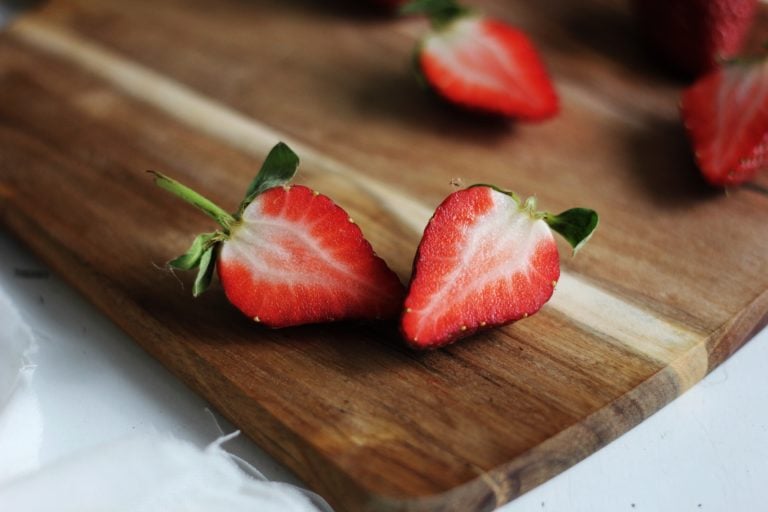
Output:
left=632, top=0, right=758, bottom=76
left=403, top=0, right=558, bottom=120
left=681, top=54, right=768, bottom=186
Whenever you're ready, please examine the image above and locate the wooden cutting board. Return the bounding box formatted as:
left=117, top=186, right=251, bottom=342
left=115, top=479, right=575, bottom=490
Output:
left=1, top=1, right=767, bottom=510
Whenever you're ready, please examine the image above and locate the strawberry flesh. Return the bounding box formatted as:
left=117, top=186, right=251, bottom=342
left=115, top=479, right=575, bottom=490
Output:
left=681, top=57, right=768, bottom=186
left=419, top=17, right=559, bottom=120
left=402, top=186, right=559, bottom=348
left=219, top=185, right=404, bottom=327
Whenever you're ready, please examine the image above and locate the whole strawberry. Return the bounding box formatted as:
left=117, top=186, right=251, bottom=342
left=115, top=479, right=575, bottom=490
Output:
left=632, top=0, right=758, bottom=76
left=681, top=54, right=768, bottom=186
left=402, top=0, right=558, bottom=120
left=401, top=185, right=597, bottom=348
left=151, top=143, right=405, bottom=327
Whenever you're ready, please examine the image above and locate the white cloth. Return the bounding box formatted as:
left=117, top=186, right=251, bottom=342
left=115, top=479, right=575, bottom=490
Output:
left=0, top=282, right=328, bottom=511
left=0, top=434, right=322, bottom=512
left=0, top=283, right=41, bottom=482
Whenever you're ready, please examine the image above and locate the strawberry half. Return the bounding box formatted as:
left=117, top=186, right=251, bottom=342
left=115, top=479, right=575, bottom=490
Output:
left=631, top=0, right=758, bottom=77
left=401, top=185, right=597, bottom=348
left=402, top=0, right=558, bottom=120
left=681, top=55, right=768, bottom=186
left=151, top=143, right=404, bottom=327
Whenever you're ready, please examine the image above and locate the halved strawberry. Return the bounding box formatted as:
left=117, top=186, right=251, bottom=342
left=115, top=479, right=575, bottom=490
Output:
left=402, top=0, right=558, bottom=120
left=681, top=55, right=768, bottom=186
left=401, top=185, right=597, bottom=348
left=631, top=0, right=758, bottom=77
left=151, top=143, right=404, bottom=327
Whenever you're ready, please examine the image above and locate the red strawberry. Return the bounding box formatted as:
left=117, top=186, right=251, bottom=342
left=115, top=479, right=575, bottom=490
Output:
left=681, top=55, right=768, bottom=186
left=151, top=143, right=404, bottom=327
left=401, top=185, right=597, bottom=348
left=402, top=0, right=558, bottom=120
left=631, top=0, right=758, bottom=77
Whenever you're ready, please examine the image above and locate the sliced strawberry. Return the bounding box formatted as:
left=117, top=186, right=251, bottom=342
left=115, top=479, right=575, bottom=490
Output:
left=403, top=0, right=558, bottom=120
left=151, top=143, right=404, bottom=328
left=632, top=0, right=758, bottom=77
left=218, top=185, right=403, bottom=326
left=681, top=56, right=768, bottom=186
left=402, top=186, right=597, bottom=348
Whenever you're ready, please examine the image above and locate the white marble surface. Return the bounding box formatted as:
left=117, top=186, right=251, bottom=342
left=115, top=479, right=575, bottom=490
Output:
left=0, top=229, right=766, bottom=512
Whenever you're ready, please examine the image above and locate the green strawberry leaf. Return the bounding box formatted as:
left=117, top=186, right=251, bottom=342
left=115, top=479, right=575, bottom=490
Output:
left=193, top=245, right=218, bottom=297
left=545, top=208, right=599, bottom=255
left=168, top=232, right=217, bottom=270
left=401, top=0, right=470, bottom=28
left=238, top=142, right=300, bottom=215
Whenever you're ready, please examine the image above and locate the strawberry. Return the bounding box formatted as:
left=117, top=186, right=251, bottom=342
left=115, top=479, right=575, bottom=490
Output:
left=681, top=55, right=768, bottom=186
left=631, top=0, right=758, bottom=77
left=402, top=0, right=558, bottom=120
left=401, top=185, right=597, bottom=348
left=151, top=143, right=404, bottom=327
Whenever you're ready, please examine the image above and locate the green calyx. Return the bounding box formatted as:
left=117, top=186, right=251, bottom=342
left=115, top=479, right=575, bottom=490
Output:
left=543, top=208, right=599, bottom=255
left=401, top=0, right=471, bottom=29
left=150, top=142, right=300, bottom=296
left=469, top=184, right=599, bottom=255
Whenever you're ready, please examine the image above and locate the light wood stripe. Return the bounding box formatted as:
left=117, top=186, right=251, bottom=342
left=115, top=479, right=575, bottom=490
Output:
left=553, top=274, right=708, bottom=381
left=9, top=18, right=433, bottom=234
left=9, top=18, right=709, bottom=379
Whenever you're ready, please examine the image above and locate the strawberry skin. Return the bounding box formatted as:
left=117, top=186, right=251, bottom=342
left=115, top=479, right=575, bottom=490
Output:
left=152, top=143, right=404, bottom=328
left=681, top=56, right=768, bottom=186
left=632, top=0, right=758, bottom=76
left=218, top=185, right=404, bottom=327
left=418, top=16, right=558, bottom=120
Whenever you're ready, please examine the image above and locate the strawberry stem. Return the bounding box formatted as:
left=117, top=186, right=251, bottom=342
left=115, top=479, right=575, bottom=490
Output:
left=401, top=0, right=470, bottom=29
left=149, top=171, right=236, bottom=231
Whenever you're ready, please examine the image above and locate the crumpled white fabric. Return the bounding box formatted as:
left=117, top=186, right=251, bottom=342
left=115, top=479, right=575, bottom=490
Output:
left=0, top=285, right=36, bottom=409
left=0, top=434, right=324, bottom=512
left=0, top=282, right=329, bottom=512
left=0, top=283, right=41, bottom=482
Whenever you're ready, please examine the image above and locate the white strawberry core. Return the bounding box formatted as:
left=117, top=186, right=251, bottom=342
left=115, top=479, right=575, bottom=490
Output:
left=423, top=195, right=550, bottom=314
left=222, top=200, right=361, bottom=288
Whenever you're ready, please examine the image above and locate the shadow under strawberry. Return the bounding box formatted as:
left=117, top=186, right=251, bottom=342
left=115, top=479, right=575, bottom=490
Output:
left=260, top=0, right=401, bottom=23
left=549, top=2, right=685, bottom=84
left=623, top=116, right=720, bottom=207
left=352, top=64, right=515, bottom=144
left=133, top=272, right=410, bottom=357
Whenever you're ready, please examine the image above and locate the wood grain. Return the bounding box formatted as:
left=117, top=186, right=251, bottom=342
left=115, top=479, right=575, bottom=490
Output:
left=1, top=1, right=767, bottom=510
